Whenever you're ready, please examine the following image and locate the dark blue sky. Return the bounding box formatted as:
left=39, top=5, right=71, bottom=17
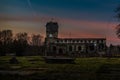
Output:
left=1, top=0, right=120, bottom=21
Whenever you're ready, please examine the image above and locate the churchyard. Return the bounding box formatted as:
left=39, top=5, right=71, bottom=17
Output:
left=0, top=56, right=120, bottom=80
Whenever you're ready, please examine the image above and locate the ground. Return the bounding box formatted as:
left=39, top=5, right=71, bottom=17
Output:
left=0, top=56, right=120, bottom=80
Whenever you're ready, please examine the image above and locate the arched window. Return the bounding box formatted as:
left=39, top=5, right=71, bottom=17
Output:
left=89, top=44, right=95, bottom=51
left=78, top=46, right=82, bottom=51
left=69, top=46, right=73, bottom=51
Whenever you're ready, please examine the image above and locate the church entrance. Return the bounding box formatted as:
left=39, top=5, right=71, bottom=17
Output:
left=53, top=46, right=57, bottom=53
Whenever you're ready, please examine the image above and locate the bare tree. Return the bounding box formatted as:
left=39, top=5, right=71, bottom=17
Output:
left=0, top=30, right=13, bottom=55
left=31, top=34, right=43, bottom=46
left=116, top=24, right=120, bottom=38
left=115, top=5, right=120, bottom=38
left=0, top=30, right=13, bottom=43
left=116, top=5, right=120, bottom=19
left=14, top=32, right=28, bottom=56
left=15, top=32, right=28, bottom=41
left=0, top=30, right=3, bottom=55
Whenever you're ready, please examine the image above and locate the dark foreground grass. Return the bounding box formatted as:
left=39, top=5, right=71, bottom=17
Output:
left=0, top=56, right=120, bottom=80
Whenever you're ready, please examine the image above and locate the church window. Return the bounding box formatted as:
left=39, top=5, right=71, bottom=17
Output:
left=69, top=46, right=73, bottom=51
left=78, top=46, right=82, bottom=51
left=89, top=44, right=95, bottom=51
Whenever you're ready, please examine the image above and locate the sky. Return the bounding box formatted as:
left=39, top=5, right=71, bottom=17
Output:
left=0, top=0, right=120, bottom=45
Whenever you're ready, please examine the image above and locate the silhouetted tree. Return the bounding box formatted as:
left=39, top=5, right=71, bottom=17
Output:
left=24, top=34, right=43, bottom=55
left=31, top=34, right=43, bottom=46
left=115, top=5, right=120, bottom=38
left=0, top=29, right=44, bottom=56
left=116, top=24, right=120, bottom=38
left=0, top=30, right=13, bottom=55
left=13, top=32, right=28, bottom=56
left=0, top=30, right=3, bottom=55
left=116, top=5, right=120, bottom=19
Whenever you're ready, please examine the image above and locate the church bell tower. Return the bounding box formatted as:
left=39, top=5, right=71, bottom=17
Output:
left=45, top=21, right=59, bottom=44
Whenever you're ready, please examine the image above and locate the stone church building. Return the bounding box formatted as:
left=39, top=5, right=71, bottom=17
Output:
left=45, top=21, right=106, bottom=56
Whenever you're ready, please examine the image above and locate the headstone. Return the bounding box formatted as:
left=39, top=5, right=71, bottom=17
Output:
left=9, top=57, right=19, bottom=64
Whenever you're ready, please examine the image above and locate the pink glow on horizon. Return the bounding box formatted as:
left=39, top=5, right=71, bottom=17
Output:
left=0, top=15, right=120, bottom=45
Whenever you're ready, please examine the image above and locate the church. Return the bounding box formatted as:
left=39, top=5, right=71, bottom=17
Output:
left=44, top=21, right=106, bottom=56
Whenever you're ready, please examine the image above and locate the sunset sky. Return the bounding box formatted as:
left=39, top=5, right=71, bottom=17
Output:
left=0, top=0, right=120, bottom=45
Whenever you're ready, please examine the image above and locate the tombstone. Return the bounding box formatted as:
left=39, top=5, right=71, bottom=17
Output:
left=9, top=57, right=19, bottom=64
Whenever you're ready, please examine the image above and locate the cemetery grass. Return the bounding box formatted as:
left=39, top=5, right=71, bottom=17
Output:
left=0, top=56, right=120, bottom=80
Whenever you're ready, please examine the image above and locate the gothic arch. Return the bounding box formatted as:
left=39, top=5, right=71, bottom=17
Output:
left=69, top=46, right=73, bottom=51
left=78, top=46, right=82, bottom=51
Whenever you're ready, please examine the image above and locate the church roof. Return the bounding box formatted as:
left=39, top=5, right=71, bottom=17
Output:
left=57, top=38, right=106, bottom=40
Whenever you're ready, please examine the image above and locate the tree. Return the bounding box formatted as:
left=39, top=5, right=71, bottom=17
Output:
left=116, top=24, right=120, bottom=38
left=0, top=30, right=13, bottom=55
left=116, top=5, right=120, bottom=19
left=31, top=34, right=43, bottom=46
left=14, top=32, right=28, bottom=56
left=25, top=34, right=43, bottom=55
left=0, top=30, right=3, bottom=55
left=115, top=5, right=120, bottom=38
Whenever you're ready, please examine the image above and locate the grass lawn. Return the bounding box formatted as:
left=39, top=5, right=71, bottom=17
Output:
left=0, top=56, right=120, bottom=80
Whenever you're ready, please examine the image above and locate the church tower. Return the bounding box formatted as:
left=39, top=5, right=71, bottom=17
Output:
left=45, top=21, right=59, bottom=44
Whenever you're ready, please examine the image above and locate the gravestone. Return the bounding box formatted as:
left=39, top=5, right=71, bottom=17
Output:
left=9, top=57, right=19, bottom=64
